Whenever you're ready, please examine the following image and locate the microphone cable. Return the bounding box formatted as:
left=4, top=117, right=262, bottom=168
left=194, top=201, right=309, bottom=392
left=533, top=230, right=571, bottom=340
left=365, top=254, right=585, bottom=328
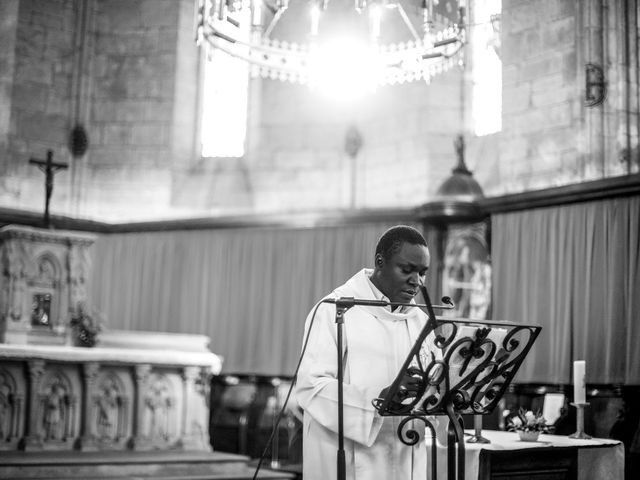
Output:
left=251, top=299, right=325, bottom=480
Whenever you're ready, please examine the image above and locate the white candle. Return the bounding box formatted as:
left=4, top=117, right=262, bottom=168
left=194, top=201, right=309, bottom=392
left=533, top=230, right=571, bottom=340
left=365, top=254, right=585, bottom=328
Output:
left=573, top=360, right=586, bottom=404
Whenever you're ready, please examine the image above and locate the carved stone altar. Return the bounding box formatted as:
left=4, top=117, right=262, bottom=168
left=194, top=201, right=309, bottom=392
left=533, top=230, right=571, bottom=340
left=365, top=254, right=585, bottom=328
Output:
left=0, top=225, right=223, bottom=453
left=0, top=225, right=95, bottom=345
left=0, top=331, right=222, bottom=452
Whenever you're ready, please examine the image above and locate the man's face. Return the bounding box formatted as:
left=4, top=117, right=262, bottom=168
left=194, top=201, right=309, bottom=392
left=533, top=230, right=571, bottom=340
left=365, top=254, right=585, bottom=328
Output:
left=375, top=242, right=430, bottom=303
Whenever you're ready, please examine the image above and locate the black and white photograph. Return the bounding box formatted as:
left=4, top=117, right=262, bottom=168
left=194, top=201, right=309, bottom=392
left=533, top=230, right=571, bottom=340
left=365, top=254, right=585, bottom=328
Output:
left=0, top=1, right=638, bottom=479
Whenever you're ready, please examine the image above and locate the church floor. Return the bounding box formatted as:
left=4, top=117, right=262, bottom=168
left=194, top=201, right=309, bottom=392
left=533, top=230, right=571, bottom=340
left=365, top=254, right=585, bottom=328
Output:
left=0, top=450, right=295, bottom=479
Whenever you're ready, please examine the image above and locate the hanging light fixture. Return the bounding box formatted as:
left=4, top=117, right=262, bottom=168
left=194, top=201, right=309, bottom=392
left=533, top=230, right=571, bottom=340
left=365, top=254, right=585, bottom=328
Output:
left=195, top=0, right=466, bottom=87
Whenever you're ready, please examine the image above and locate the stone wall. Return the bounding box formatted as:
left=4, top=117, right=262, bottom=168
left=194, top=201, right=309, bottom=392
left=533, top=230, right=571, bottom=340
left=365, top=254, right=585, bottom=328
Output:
left=496, top=0, right=580, bottom=193
left=247, top=73, right=462, bottom=213
left=0, top=0, right=76, bottom=214
left=86, top=0, right=191, bottom=220
left=0, top=0, right=200, bottom=222
left=0, top=0, right=638, bottom=222
left=491, top=0, right=639, bottom=196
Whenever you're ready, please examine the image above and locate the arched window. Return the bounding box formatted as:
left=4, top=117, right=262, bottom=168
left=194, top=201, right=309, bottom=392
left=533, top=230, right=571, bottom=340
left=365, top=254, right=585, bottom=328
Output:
left=200, top=6, right=251, bottom=158
left=471, top=0, right=502, bottom=136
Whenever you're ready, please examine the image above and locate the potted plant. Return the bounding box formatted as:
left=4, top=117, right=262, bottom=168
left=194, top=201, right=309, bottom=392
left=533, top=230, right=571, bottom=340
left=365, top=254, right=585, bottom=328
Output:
left=69, top=303, right=104, bottom=347
left=506, top=408, right=551, bottom=442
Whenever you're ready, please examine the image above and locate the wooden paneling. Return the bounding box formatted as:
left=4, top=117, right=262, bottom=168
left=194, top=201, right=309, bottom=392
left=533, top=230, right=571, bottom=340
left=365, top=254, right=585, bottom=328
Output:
left=479, top=447, right=578, bottom=480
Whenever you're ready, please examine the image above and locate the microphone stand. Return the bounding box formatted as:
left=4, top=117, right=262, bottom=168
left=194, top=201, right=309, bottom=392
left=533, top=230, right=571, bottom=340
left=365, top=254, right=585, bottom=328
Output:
left=321, top=295, right=454, bottom=480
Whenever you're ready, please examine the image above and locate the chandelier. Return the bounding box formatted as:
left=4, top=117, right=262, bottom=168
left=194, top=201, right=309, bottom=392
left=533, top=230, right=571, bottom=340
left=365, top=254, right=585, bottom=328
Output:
left=195, top=0, right=466, bottom=87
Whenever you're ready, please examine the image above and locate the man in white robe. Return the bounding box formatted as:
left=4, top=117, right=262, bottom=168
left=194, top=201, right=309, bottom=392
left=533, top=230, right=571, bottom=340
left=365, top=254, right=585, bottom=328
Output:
left=296, top=225, right=441, bottom=480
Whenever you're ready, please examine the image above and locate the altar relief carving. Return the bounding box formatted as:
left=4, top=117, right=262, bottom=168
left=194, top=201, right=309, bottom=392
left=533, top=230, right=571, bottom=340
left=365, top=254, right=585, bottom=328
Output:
left=39, top=372, right=77, bottom=447
left=0, top=226, right=220, bottom=453
left=68, top=243, right=90, bottom=315
left=1, top=239, right=31, bottom=326
left=144, top=374, right=175, bottom=445
left=95, top=373, right=128, bottom=444
left=0, top=369, right=21, bottom=446
left=0, top=226, right=95, bottom=345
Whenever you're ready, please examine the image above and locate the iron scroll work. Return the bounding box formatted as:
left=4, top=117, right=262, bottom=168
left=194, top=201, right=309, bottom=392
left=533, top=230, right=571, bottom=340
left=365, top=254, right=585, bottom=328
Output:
left=372, top=312, right=542, bottom=480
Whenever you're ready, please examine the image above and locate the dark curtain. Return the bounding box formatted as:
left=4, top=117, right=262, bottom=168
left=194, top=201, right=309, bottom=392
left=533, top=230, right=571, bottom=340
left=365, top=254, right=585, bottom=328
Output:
left=492, top=195, right=640, bottom=384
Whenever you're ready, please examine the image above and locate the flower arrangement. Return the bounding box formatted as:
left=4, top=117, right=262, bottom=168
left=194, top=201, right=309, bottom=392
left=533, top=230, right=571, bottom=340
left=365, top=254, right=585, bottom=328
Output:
left=507, top=408, right=551, bottom=435
left=69, top=303, right=104, bottom=347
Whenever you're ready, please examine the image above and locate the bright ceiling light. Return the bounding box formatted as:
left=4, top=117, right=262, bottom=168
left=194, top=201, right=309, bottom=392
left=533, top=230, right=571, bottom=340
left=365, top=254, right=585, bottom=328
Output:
left=307, top=38, right=381, bottom=101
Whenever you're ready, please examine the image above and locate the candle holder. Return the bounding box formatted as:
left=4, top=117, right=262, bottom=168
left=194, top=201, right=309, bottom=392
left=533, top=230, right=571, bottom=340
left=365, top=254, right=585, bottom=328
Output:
left=569, top=402, right=592, bottom=439
left=466, top=414, right=490, bottom=444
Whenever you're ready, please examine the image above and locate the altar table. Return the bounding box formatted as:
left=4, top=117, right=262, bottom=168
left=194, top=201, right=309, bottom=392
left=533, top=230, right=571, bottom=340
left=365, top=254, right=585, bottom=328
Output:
left=434, top=429, right=624, bottom=480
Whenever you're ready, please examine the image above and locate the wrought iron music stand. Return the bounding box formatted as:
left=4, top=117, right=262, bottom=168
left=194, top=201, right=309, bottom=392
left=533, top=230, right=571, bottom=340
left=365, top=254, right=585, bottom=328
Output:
left=322, top=294, right=457, bottom=480
left=372, top=304, right=542, bottom=480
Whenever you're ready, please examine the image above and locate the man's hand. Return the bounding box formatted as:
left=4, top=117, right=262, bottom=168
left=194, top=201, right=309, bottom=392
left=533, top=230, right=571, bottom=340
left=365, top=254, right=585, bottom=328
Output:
left=378, top=367, right=424, bottom=402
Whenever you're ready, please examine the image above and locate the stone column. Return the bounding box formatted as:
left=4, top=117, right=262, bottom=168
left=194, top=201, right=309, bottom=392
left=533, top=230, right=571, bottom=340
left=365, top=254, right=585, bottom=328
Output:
left=12, top=394, right=24, bottom=441
left=179, top=366, right=199, bottom=449
left=22, top=360, right=45, bottom=449
left=78, top=362, right=99, bottom=450
left=68, top=396, right=78, bottom=441
left=119, top=397, right=129, bottom=440
left=128, top=364, right=150, bottom=450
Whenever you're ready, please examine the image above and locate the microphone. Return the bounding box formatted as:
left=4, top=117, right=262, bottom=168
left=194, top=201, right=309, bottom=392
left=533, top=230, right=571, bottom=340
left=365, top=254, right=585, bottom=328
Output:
left=321, top=296, right=455, bottom=310
left=322, top=297, right=391, bottom=308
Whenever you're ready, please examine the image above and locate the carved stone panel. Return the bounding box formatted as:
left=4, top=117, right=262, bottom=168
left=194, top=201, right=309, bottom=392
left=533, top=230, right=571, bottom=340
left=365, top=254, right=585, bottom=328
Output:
left=68, top=243, right=91, bottom=314
left=93, top=368, right=132, bottom=449
left=0, top=239, right=32, bottom=337
left=180, top=366, right=212, bottom=450
left=0, top=225, right=96, bottom=345
left=0, top=334, right=222, bottom=453
left=140, top=371, right=181, bottom=449
left=36, top=366, right=81, bottom=450
left=0, top=365, right=25, bottom=450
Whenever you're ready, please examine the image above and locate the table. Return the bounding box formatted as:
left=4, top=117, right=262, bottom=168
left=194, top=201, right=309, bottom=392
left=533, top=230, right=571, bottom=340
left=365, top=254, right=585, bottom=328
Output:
left=434, top=430, right=624, bottom=480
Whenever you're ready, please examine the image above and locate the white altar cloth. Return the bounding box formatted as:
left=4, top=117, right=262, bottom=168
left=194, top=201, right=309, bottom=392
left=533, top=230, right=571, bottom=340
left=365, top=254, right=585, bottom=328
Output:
left=433, top=429, right=624, bottom=480
left=0, top=343, right=222, bottom=370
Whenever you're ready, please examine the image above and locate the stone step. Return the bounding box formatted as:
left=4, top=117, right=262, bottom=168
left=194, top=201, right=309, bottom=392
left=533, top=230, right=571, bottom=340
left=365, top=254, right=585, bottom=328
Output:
left=0, top=450, right=296, bottom=480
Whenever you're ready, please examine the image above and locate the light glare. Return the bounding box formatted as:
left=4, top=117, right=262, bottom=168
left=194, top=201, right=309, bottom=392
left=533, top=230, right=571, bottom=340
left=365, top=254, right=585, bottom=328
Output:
left=307, top=38, right=380, bottom=102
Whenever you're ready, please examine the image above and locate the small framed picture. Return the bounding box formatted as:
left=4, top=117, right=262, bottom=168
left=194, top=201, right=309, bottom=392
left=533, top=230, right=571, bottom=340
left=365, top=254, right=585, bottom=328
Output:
left=31, top=293, right=52, bottom=327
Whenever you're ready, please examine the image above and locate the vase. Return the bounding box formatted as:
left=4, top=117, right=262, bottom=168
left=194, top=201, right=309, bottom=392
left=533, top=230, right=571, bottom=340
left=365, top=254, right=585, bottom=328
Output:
left=518, top=430, right=540, bottom=442
left=73, top=328, right=97, bottom=347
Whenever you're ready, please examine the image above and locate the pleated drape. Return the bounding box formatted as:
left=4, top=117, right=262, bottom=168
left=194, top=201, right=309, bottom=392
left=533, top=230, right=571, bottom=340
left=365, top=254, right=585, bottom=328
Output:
left=492, top=195, right=640, bottom=384
left=89, top=222, right=423, bottom=375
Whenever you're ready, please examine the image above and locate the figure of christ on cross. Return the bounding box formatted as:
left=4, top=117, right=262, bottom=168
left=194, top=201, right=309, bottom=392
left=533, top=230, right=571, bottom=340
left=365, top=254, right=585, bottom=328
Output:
left=29, top=150, right=68, bottom=228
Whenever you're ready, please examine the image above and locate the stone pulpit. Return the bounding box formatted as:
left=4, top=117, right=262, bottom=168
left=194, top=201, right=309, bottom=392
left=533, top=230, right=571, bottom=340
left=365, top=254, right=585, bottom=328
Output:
left=0, top=225, right=222, bottom=453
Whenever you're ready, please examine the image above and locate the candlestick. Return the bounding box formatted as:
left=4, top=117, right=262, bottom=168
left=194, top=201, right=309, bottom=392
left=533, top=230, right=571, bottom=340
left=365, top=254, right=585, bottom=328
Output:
left=466, top=414, right=490, bottom=444
left=569, top=402, right=592, bottom=439
left=573, top=360, right=586, bottom=404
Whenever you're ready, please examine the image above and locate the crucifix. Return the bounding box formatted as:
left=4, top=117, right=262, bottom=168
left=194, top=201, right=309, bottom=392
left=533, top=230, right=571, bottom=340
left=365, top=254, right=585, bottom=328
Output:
left=29, top=150, right=68, bottom=228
